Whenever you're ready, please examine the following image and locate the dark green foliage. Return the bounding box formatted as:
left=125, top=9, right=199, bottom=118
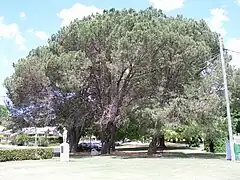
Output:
left=204, top=138, right=227, bottom=153
left=0, top=105, right=8, bottom=118
left=116, top=118, right=144, bottom=141
left=236, top=121, right=240, bottom=134
left=214, top=138, right=228, bottom=153
left=189, top=137, right=201, bottom=148
left=15, top=134, right=29, bottom=146
left=0, top=148, right=53, bottom=162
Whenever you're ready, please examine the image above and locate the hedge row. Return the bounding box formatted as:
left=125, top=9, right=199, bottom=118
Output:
left=12, top=134, right=61, bottom=146
left=0, top=148, right=53, bottom=162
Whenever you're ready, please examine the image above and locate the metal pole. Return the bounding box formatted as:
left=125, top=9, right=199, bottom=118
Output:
left=35, top=127, right=38, bottom=146
left=35, top=127, right=38, bottom=158
left=219, top=35, right=235, bottom=161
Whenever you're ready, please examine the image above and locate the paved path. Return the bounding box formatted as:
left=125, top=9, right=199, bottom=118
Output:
left=1, top=157, right=240, bottom=180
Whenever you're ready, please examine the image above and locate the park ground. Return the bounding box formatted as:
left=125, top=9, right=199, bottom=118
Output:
left=1, top=143, right=240, bottom=180
left=1, top=156, right=240, bottom=180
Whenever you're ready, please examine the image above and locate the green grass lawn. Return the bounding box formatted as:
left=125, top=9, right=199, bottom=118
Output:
left=1, top=156, right=240, bottom=180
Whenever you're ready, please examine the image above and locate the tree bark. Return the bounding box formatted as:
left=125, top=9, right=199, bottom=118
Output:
left=209, top=140, right=215, bottom=153
left=159, top=134, right=166, bottom=147
left=148, top=135, right=166, bottom=155
left=110, top=123, right=117, bottom=152
left=101, top=122, right=117, bottom=154
left=101, top=141, right=111, bottom=154
left=68, top=127, right=81, bottom=153
left=147, top=136, right=159, bottom=155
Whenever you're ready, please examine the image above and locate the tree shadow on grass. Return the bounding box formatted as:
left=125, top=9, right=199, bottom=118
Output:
left=162, top=152, right=225, bottom=159
left=113, top=152, right=226, bottom=160
left=56, top=144, right=226, bottom=160
left=54, top=152, right=93, bottom=159
left=113, top=144, right=226, bottom=160
left=116, top=144, right=193, bottom=152
left=58, top=152, right=225, bottom=161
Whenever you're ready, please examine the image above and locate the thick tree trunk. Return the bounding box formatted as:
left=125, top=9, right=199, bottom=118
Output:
left=148, top=135, right=165, bottom=155
left=99, top=97, right=122, bottom=154
left=70, top=142, right=79, bottom=153
left=148, top=136, right=159, bottom=155
left=111, top=142, right=116, bottom=152
left=159, top=134, right=166, bottom=147
left=209, top=140, right=215, bottom=153
left=68, top=128, right=81, bottom=153
left=110, top=124, right=117, bottom=152
left=101, top=122, right=117, bottom=154
left=101, top=141, right=111, bottom=154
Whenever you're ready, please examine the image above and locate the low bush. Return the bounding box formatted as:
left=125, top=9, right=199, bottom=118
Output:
left=12, top=134, right=60, bottom=146
left=0, top=148, right=53, bottom=162
left=38, top=137, right=49, bottom=147
left=15, top=134, right=29, bottom=146
left=214, top=139, right=227, bottom=153
left=47, top=136, right=61, bottom=144
left=204, top=138, right=227, bottom=153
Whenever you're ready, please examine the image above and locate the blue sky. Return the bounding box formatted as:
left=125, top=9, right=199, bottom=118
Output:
left=1, top=0, right=240, bottom=105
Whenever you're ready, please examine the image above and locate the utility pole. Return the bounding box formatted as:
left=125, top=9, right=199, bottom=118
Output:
left=219, top=35, right=235, bottom=161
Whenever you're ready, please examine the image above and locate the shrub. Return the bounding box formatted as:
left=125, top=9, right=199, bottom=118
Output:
left=0, top=148, right=53, bottom=162
left=15, top=134, right=29, bottom=146
left=204, top=137, right=227, bottom=153
left=214, top=138, right=227, bottom=153
left=164, top=129, right=181, bottom=142
left=47, top=136, right=61, bottom=144
left=12, top=134, right=60, bottom=146
left=188, top=137, right=201, bottom=148
left=38, top=137, right=49, bottom=147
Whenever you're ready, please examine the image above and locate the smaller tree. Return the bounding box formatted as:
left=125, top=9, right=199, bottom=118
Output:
left=0, top=105, right=8, bottom=118
left=0, top=105, right=9, bottom=126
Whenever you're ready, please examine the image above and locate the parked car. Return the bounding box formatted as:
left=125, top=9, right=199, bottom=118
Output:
left=78, top=140, right=102, bottom=151
left=115, top=141, right=121, bottom=146
left=122, top=138, right=131, bottom=143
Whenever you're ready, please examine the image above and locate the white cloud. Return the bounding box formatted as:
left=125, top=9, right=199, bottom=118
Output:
left=226, top=38, right=240, bottom=68
left=20, top=12, right=26, bottom=19
left=27, top=29, right=48, bottom=40
left=149, top=0, right=185, bottom=12
left=208, top=8, right=229, bottom=36
left=0, top=17, right=18, bottom=38
left=35, top=31, right=48, bottom=40
left=57, top=3, right=102, bottom=27
left=15, top=33, right=26, bottom=45
left=235, top=0, right=240, bottom=6
left=0, top=17, right=27, bottom=51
